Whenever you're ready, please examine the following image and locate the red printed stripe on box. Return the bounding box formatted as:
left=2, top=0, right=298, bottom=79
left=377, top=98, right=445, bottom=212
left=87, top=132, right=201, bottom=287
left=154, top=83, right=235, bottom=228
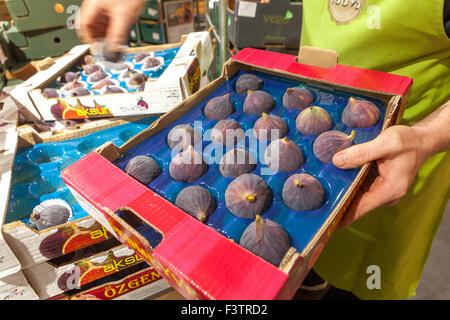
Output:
left=232, top=48, right=413, bottom=96
left=62, top=152, right=290, bottom=300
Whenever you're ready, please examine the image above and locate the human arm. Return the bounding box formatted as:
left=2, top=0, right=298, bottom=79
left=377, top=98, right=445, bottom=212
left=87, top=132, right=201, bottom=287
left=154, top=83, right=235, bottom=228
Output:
left=332, top=100, right=450, bottom=228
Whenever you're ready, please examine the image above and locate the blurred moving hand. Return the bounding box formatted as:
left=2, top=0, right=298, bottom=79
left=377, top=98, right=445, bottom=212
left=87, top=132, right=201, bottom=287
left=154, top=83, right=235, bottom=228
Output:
left=78, top=0, right=147, bottom=50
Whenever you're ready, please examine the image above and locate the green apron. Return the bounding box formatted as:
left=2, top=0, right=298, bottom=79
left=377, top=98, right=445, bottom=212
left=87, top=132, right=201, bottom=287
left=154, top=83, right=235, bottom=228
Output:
left=301, top=0, right=450, bottom=299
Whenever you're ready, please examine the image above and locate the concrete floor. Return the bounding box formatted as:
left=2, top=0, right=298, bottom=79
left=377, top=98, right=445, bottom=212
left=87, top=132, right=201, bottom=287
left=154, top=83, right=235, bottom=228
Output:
left=411, top=201, right=450, bottom=300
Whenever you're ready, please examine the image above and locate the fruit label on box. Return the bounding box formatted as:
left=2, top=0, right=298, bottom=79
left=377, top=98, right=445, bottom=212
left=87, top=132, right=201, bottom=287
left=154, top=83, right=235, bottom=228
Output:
left=39, top=221, right=111, bottom=260
left=238, top=1, right=257, bottom=18
left=54, top=267, right=163, bottom=300
left=57, top=247, right=143, bottom=292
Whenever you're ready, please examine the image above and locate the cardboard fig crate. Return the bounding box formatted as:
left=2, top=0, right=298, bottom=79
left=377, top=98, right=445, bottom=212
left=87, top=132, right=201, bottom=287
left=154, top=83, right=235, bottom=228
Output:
left=22, top=240, right=149, bottom=299
left=1, top=22, right=82, bottom=61
left=139, top=20, right=166, bottom=45
left=5, top=0, right=83, bottom=33
left=140, top=0, right=164, bottom=21
left=129, top=23, right=140, bottom=44
left=16, top=115, right=149, bottom=149
left=2, top=116, right=160, bottom=269
left=163, top=0, right=195, bottom=44
left=228, top=0, right=302, bottom=50
left=61, top=47, right=413, bottom=299
left=9, top=31, right=213, bottom=121
left=0, top=91, right=22, bottom=280
left=48, top=263, right=172, bottom=300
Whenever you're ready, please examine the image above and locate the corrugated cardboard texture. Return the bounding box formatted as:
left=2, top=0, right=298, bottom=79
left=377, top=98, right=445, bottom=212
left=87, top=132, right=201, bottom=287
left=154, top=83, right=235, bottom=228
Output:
left=61, top=49, right=413, bottom=300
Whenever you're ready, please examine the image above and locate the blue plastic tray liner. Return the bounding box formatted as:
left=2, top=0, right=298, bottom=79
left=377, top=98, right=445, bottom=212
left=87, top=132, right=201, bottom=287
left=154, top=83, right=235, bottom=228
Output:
left=113, top=70, right=386, bottom=254
left=6, top=117, right=160, bottom=226
left=47, top=47, right=180, bottom=97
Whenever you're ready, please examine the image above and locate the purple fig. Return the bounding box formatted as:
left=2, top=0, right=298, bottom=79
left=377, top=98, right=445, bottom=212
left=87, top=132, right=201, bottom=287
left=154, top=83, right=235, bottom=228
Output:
left=175, top=186, right=215, bottom=222
left=83, top=64, right=102, bottom=75
left=29, top=203, right=71, bottom=231
left=295, top=106, right=333, bottom=135
left=243, top=90, right=275, bottom=116
left=128, top=73, right=148, bottom=86
left=39, top=228, right=72, bottom=259
left=143, top=57, right=161, bottom=69
left=121, top=67, right=139, bottom=79
left=253, top=113, right=288, bottom=141
left=211, top=119, right=245, bottom=146
left=135, top=51, right=150, bottom=63
left=282, top=173, right=325, bottom=211
left=282, top=87, right=314, bottom=110
left=63, top=79, right=83, bottom=91
left=341, top=97, right=380, bottom=128
left=89, top=70, right=108, bottom=82
left=83, top=55, right=96, bottom=65
left=72, top=87, right=91, bottom=97
left=204, top=93, right=234, bottom=120
left=239, top=215, right=290, bottom=266
left=313, top=130, right=356, bottom=164
left=219, top=149, right=257, bottom=178
left=264, top=137, right=304, bottom=172
left=42, top=88, right=58, bottom=99
left=60, top=71, right=80, bottom=84
left=125, top=155, right=161, bottom=185
left=235, top=74, right=263, bottom=94
left=169, top=145, right=207, bottom=182
left=167, top=124, right=202, bottom=150
left=104, top=86, right=125, bottom=94
left=51, top=101, right=64, bottom=119
left=91, top=79, right=115, bottom=90
left=225, top=173, right=272, bottom=218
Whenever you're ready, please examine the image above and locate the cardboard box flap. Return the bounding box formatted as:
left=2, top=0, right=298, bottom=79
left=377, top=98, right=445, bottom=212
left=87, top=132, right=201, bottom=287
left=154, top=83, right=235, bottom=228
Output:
left=231, top=48, right=413, bottom=96
left=297, top=46, right=339, bottom=69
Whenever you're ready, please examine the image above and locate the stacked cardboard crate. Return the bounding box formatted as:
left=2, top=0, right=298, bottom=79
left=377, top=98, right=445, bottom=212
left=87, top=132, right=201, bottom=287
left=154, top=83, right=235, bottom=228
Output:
left=1, top=31, right=214, bottom=299
left=0, top=89, right=39, bottom=300
left=2, top=116, right=173, bottom=299
left=130, top=0, right=195, bottom=46
left=0, top=0, right=83, bottom=75
left=219, top=0, right=303, bottom=55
